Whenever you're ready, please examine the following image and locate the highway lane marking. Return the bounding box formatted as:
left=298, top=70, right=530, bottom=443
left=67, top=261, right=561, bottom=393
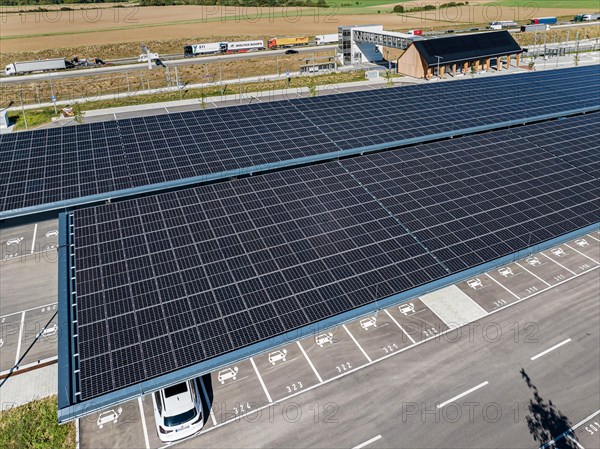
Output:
left=384, top=309, right=416, bottom=344
left=437, top=381, right=489, bottom=409
left=530, top=338, right=572, bottom=361
left=165, top=266, right=599, bottom=449
left=515, top=262, right=552, bottom=287
left=200, top=376, right=218, bottom=426
left=540, top=252, right=577, bottom=275
left=566, top=434, right=585, bottom=449
left=352, top=434, right=382, bottom=449
left=540, top=409, right=600, bottom=449
left=14, top=311, right=25, bottom=366
left=250, top=357, right=273, bottom=403
left=30, top=223, right=37, bottom=254
left=343, top=324, right=372, bottom=363
left=565, top=243, right=599, bottom=264
left=297, top=341, right=323, bottom=383
left=137, top=397, right=151, bottom=449
left=485, top=273, right=521, bottom=299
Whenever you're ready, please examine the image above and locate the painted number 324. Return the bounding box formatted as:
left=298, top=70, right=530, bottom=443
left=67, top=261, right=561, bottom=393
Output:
left=585, top=421, right=600, bottom=435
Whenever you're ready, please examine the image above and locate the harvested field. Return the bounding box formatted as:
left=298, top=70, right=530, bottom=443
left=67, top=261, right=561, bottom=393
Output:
left=0, top=4, right=585, bottom=55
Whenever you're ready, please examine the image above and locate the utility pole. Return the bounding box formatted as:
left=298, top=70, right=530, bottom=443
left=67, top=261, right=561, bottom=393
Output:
left=543, top=31, right=547, bottom=70
left=174, top=65, right=182, bottom=100
left=434, top=55, right=443, bottom=78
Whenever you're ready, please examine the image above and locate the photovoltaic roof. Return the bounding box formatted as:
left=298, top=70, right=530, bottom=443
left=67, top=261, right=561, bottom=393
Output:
left=58, top=111, right=600, bottom=420
left=3, top=65, right=600, bottom=220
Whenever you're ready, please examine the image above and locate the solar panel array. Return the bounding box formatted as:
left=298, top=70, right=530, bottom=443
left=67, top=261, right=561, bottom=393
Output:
left=70, top=112, right=600, bottom=400
left=2, top=65, right=599, bottom=217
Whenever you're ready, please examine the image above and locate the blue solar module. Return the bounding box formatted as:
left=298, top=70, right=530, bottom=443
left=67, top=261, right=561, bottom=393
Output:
left=58, top=112, right=600, bottom=420
left=2, top=65, right=599, bottom=219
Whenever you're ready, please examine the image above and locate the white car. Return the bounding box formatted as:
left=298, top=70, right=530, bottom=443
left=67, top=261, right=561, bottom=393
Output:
left=360, top=316, right=377, bottom=330
left=575, top=238, right=589, bottom=248
left=467, top=278, right=483, bottom=289
left=152, top=379, right=204, bottom=443
left=498, top=267, right=513, bottom=277
left=399, top=303, right=415, bottom=316
left=217, top=366, right=238, bottom=384
left=526, top=256, right=541, bottom=266
left=550, top=247, right=566, bottom=257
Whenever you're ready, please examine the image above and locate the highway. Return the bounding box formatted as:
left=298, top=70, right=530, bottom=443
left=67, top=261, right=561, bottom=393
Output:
left=0, top=45, right=336, bottom=85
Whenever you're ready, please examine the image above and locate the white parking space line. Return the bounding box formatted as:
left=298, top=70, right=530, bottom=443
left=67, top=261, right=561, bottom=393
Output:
left=14, top=311, right=25, bottom=365
left=30, top=223, right=37, bottom=254
left=515, top=262, right=552, bottom=287
left=352, top=434, right=382, bottom=449
left=540, top=252, right=577, bottom=275
left=530, top=338, right=572, bottom=361
left=485, top=273, right=521, bottom=299
left=565, top=243, right=599, bottom=264
left=250, top=357, right=273, bottom=403
left=137, top=397, right=151, bottom=449
left=588, top=234, right=600, bottom=242
left=0, top=302, right=58, bottom=320
left=540, top=409, right=600, bottom=449
left=343, top=324, right=372, bottom=363
left=384, top=309, right=416, bottom=344
left=437, top=381, right=489, bottom=409
left=297, top=341, right=323, bottom=383
left=566, top=434, right=585, bottom=449
left=200, top=377, right=218, bottom=426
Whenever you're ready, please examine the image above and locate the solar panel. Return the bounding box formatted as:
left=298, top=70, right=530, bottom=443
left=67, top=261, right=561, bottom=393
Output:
left=3, top=65, right=599, bottom=218
left=62, top=112, right=599, bottom=412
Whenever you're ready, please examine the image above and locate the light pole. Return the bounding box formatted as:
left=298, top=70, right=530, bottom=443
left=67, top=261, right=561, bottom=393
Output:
left=434, top=55, right=444, bottom=79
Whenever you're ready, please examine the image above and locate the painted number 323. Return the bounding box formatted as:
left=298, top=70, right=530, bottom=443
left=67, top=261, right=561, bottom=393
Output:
left=286, top=382, right=303, bottom=393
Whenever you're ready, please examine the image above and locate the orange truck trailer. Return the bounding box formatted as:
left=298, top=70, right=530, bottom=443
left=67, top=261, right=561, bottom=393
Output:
left=268, top=36, right=309, bottom=49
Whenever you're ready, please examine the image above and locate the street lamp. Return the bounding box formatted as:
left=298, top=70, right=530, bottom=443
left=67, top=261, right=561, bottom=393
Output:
left=434, top=55, right=444, bottom=79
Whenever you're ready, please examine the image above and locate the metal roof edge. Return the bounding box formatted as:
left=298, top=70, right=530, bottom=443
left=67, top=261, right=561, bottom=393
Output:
left=57, top=221, right=600, bottom=422
left=57, top=212, right=72, bottom=410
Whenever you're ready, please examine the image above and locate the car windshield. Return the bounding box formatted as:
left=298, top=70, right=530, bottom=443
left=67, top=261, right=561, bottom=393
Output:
left=164, top=408, right=198, bottom=428
left=164, top=382, right=188, bottom=398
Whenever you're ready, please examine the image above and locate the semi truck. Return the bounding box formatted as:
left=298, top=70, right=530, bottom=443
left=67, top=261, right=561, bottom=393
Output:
left=4, top=58, right=73, bottom=76
left=530, top=17, right=557, bottom=25
left=315, top=34, right=338, bottom=45
left=407, top=29, right=423, bottom=35
left=574, top=13, right=600, bottom=21
left=521, top=24, right=550, bottom=32
left=225, top=40, right=264, bottom=53
left=487, top=21, right=518, bottom=30
left=183, top=42, right=227, bottom=58
left=267, top=36, right=309, bottom=49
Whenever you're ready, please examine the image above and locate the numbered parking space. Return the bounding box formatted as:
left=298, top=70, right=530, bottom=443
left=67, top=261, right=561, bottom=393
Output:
left=78, top=400, right=148, bottom=449
left=542, top=245, right=597, bottom=275
left=565, top=237, right=600, bottom=264
left=34, top=222, right=60, bottom=254
left=457, top=275, right=519, bottom=312
left=19, top=304, right=58, bottom=365
left=298, top=325, right=370, bottom=381
left=344, top=311, right=413, bottom=360
left=0, top=312, right=23, bottom=372
left=486, top=262, right=548, bottom=299
left=574, top=414, right=600, bottom=449
left=207, top=359, right=270, bottom=424
left=254, top=343, right=320, bottom=402
left=385, top=299, right=450, bottom=342
left=1, top=223, right=35, bottom=260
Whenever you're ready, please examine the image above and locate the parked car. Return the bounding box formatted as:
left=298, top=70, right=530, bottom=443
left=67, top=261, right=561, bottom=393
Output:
left=285, top=49, right=299, bottom=54
left=152, top=379, right=204, bottom=443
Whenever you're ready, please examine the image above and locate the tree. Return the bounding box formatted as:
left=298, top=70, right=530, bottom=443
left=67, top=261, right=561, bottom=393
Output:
left=528, top=60, right=536, bottom=70
left=72, top=103, right=85, bottom=124
left=384, top=69, right=393, bottom=87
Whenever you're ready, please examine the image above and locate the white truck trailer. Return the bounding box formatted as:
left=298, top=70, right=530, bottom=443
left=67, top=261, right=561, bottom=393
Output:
left=315, top=34, right=338, bottom=45
left=5, top=58, right=72, bottom=76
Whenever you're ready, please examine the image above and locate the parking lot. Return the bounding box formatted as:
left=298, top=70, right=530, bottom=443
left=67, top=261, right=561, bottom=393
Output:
left=69, top=232, right=599, bottom=448
left=0, top=219, right=59, bottom=374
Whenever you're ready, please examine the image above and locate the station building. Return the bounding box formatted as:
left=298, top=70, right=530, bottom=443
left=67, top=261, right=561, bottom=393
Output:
left=396, top=31, right=523, bottom=79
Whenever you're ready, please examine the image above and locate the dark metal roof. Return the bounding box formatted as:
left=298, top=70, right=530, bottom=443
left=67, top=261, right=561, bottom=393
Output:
left=412, top=31, right=522, bottom=66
